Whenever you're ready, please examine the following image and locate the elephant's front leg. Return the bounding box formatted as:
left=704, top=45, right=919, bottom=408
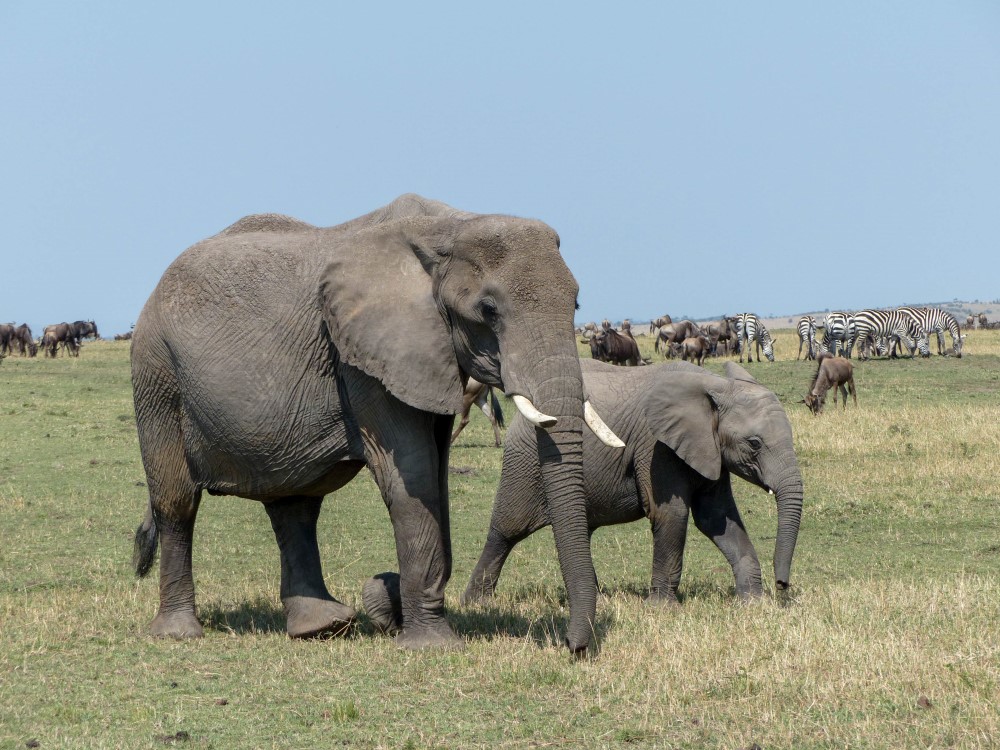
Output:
left=264, top=496, right=357, bottom=638
left=690, top=475, right=762, bottom=599
left=346, top=369, right=462, bottom=649
left=647, top=449, right=692, bottom=605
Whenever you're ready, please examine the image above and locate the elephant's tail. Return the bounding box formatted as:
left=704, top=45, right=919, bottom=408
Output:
left=490, top=388, right=506, bottom=430
left=132, top=502, right=159, bottom=578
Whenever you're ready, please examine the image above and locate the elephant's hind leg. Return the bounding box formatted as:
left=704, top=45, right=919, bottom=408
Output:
left=264, top=496, right=356, bottom=638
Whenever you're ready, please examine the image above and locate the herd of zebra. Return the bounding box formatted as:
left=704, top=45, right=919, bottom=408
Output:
left=794, top=306, right=967, bottom=361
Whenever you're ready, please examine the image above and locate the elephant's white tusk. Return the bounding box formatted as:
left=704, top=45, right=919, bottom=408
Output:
left=584, top=401, right=626, bottom=448
left=512, top=395, right=558, bottom=428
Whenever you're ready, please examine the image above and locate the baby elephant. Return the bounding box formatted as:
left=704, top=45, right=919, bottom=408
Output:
left=462, top=359, right=804, bottom=607
left=802, top=352, right=856, bottom=414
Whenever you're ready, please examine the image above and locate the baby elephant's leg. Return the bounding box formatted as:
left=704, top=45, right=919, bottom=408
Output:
left=690, top=475, right=763, bottom=599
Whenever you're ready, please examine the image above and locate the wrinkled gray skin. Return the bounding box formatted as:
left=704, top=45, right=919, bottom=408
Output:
left=460, top=359, right=803, bottom=606
left=130, top=194, right=598, bottom=653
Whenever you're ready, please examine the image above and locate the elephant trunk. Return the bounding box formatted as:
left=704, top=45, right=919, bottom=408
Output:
left=772, top=468, right=804, bottom=590
left=532, top=372, right=596, bottom=654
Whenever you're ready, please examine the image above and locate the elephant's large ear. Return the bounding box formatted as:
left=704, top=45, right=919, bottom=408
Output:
left=642, top=370, right=721, bottom=480
left=319, top=219, right=464, bottom=414
left=724, top=361, right=758, bottom=384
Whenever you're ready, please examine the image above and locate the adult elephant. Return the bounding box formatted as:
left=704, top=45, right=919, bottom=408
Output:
left=458, top=359, right=803, bottom=606
left=130, top=194, right=622, bottom=653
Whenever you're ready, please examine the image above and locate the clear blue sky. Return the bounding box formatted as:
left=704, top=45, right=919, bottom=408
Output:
left=2, top=2, right=998, bottom=336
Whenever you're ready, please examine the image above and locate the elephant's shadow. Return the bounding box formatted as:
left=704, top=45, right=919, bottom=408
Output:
left=199, top=595, right=611, bottom=650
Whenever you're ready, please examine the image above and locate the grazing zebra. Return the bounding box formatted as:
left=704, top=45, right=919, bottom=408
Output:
left=818, top=312, right=856, bottom=358
left=796, top=316, right=819, bottom=360
left=897, top=306, right=965, bottom=357
left=736, top=313, right=775, bottom=363
left=851, top=309, right=923, bottom=360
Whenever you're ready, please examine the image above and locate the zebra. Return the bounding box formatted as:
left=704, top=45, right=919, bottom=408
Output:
left=897, top=306, right=964, bottom=357
left=851, top=309, right=925, bottom=360
left=736, top=313, right=775, bottom=363
left=818, top=312, right=856, bottom=358
left=796, top=316, right=819, bottom=360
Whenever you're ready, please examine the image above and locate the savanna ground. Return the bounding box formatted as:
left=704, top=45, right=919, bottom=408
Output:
left=1, top=331, right=998, bottom=749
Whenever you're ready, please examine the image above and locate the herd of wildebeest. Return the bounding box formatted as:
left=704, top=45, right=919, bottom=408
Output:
left=0, top=320, right=135, bottom=361
left=576, top=307, right=990, bottom=414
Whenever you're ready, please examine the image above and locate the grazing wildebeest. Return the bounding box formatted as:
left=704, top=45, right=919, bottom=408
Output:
left=802, top=353, right=857, bottom=414
left=41, top=323, right=80, bottom=357
left=12, top=324, right=37, bottom=356
left=450, top=377, right=506, bottom=448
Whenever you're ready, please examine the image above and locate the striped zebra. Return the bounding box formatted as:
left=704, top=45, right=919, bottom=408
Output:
left=897, top=306, right=965, bottom=357
left=796, top=316, right=818, bottom=360
left=851, top=309, right=924, bottom=360
left=736, top=313, right=775, bottom=363
left=818, top=312, right=856, bottom=358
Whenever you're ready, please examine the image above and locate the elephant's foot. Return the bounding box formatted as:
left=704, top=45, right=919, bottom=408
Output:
left=362, top=573, right=402, bottom=635
left=644, top=589, right=680, bottom=608
left=150, top=610, right=204, bottom=639
left=394, top=621, right=465, bottom=651
left=283, top=595, right=356, bottom=639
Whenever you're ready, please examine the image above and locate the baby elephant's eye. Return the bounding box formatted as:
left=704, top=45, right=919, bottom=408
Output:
left=747, top=436, right=763, bottom=451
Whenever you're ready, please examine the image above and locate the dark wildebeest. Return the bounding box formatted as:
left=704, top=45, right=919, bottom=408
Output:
left=72, top=320, right=100, bottom=341
left=680, top=334, right=712, bottom=366
left=42, top=323, right=80, bottom=357
left=450, top=377, right=506, bottom=448
left=0, top=324, right=13, bottom=356
left=11, top=324, right=37, bottom=356
left=593, top=329, right=642, bottom=366
left=802, top=353, right=857, bottom=414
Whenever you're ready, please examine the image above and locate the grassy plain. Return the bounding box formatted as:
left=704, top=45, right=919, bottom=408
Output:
left=1, top=332, right=998, bottom=749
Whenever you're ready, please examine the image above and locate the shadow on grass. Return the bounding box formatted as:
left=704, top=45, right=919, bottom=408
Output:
left=200, top=597, right=286, bottom=635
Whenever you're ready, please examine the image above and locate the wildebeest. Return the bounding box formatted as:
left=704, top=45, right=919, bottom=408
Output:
left=41, top=323, right=80, bottom=357
left=655, top=320, right=702, bottom=357
left=802, top=353, right=857, bottom=414
left=72, top=320, right=100, bottom=341
left=680, top=334, right=712, bottom=366
left=592, top=329, right=642, bottom=365
left=12, top=324, right=37, bottom=356
left=450, top=377, right=506, bottom=448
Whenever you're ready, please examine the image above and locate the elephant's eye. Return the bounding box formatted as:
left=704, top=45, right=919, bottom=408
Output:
left=747, top=436, right=763, bottom=451
left=479, top=298, right=499, bottom=322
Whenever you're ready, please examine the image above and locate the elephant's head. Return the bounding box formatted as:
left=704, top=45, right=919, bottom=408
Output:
left=642, top=361, right=803, bottom=590
left=320, top=207, right=622, bottom=652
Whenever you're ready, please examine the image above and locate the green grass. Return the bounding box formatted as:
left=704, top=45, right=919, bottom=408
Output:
left=1, top=336, right=998, bottom=749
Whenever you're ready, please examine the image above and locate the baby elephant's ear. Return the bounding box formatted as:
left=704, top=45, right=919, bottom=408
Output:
left=642, top=370, right=721, bottom=480
left=724, top=361, right=758, bottom=384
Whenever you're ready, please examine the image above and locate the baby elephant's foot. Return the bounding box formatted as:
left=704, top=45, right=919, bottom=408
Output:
left=644, top=588, right=680, bottom=608
left=284, top=595, right=356, bottom=639
left=150, top=610, right=204, bottom=639
left=362, top=572, right=402, bottom=636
